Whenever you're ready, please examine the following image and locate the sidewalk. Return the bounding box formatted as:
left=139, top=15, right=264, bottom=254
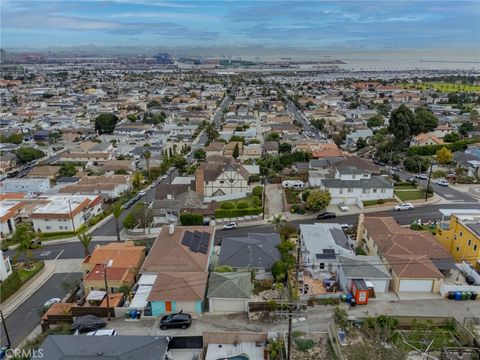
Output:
left=1, top=261, right=55, bottom=317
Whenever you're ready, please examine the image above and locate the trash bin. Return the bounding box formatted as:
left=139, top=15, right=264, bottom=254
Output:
left=125, top=311, right=130, bottom=319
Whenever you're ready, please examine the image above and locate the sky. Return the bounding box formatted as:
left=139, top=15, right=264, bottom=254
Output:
left=1, top=0, right=480, bottom=51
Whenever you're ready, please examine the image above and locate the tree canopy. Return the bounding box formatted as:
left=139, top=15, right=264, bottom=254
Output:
left=436, top=146, right=453, bottom=164
left=306, top=189, right=331, bottom=212
left=94, top=113, right=118, bottom=134
left=15, top=147, right=45, bottom=164
left=58, top=163, right=77, bottom=177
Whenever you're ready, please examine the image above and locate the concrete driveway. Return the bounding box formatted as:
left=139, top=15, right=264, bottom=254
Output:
left=265, top=184, right=285, bottom=218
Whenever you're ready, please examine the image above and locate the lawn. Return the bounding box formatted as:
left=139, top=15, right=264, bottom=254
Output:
left=18, top=262, right=44, bottom=283
left=394, top=184, right=417, bottom=190
left=285, top=189, right=302, bottom=205
left=395, top=190, right=432, bottom=201
left=400, top=81, right=480, bottom=93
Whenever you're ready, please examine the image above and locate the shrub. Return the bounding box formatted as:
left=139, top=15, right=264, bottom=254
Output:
left=215, top=207, right=262, bottom=219
left=249, top=175, right=261, bottom=183
left=377, top=199, right=385, bottom=204
left=457, top=175, right=476, bottom=184
left=214, top=265, right=234, bottom=273
left=0, top=271, right=22, bottom=302
left=355, top=247, right=367, bottom=255
left=236, top=201, right=249, bottom=209
left=252, top=196, right=262, bottom=207
left=432, top=170, right=447, bottom=179
left=220, top=201, right=235, bottom=210
left=301, top=190, right=310, bottom=202
left=295, top=338, right=316, bottom=352
left=252, top=185, right=263, bottom=197
left=180, top=212, right=203, bottom=226
left=410, top=223, right=423, bottom=230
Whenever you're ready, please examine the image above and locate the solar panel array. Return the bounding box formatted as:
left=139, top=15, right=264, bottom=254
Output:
left=181, top=231, right=210, bottom=254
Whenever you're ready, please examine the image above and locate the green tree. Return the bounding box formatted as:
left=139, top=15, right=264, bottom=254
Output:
left=0, top=133, right=23, bottom=144
left=270, top=214, right=285, bottom=231
left=94, top=113, right=118, bottom=134
left=194, top=149, right=206, bottom=161
left=367, top=114, right=384, bottom=128
left=78, top=232, right=92, bottom=258
left=58, top=163, right=77, bottom=177
left=171, top=154, right=187, bottom=173
left=232, top=143, right=240, bottom=159
left=127, top=114, right=137, bottom=122
left=15, top=147, right=45, bottom=164
left=356, top=137, right=367, bottom=150
left=403, top=155, right=430, bottom=173
left=306, top=189, right=331, bottom=212
left=271, top=260, right=287, bottom=282
left=265, top=132, right=280, bottom=141
left=388, top=104, right=414, bottom=144
left=131, top=171, right=144, bottom=190
left=414, top=108, right=439, bottom=134
left=111, top=202, right=122, bottom=242
left=459, top=122, right=474, bottom=136
left=180, top=212, right=204, bottom=226
left=12, top=224, right=35, bottom=267
left=123, top=212, right=136, bottom=229
left=443, top=132, right=460, bottom=142
left=278, top=142, right=292, bottom=153
left=436, top=146, right=453, bottom=164
left=252, top=185, right=263, bottom=198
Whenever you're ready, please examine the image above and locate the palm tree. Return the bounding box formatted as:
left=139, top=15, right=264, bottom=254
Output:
left=78, top=232, right=92, bottom=258
left=13, top=224, right=35, bottom=268
left=112, top=202, right=122, bottom=242
left=143, top=149, right=151, bottom=177
left=270, top=214, right=285, bottom=232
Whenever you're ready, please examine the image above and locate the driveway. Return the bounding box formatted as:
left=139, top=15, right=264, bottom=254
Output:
left=265, top=184, right=285, bottom=218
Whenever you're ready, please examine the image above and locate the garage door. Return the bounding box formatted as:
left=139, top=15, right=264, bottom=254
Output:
left=398, top=279, right=433, bottom=292
left=210, top=299, right=246, bottom=313
left=369, top=279, right=388, bottom=293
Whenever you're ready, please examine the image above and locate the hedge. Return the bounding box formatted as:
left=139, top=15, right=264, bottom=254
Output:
left=0, top=262, right=45, bottom=302
left=38, top=231, right=76, bottom=240
left=406, top=139, right=478, bottom=156
left=215, top=207, right=262, bottom=219
left=180, top=212, right=204, bottom=225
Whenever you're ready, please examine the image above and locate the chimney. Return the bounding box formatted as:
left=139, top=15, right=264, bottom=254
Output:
left=168, top=223, right=175, bottom=236
left=195, top=168, right=204, bottom=195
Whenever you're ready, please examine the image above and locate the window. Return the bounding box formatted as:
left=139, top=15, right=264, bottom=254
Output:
left=46, top=226, right=52, bottom=230
left=319, top=263, right=325, bottom=270
left=373, top=189, right=377, bottom=193
left=219, top=180, right=224, bottom=184
left=348, top=188, right=353, bottom=193
left=339, top=189, right=343, bottom=194
left=474, top=245, right=478, bottom=251
left=456, top=247, right=460, bottom=252
left=468, top=240, right=472, bottom=246
left=381, top=189, right=386, bottom=193
left=459, top=231, right=463, bottom=237
left=44, top=219, right=50, bottom=222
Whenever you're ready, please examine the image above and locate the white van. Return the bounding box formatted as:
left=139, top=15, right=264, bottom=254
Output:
left=282, top=180, right=305, bottom=189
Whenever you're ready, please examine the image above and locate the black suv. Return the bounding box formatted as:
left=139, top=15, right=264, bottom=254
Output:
left=317, top=212, right=336, bottom=220
left=159, top=311, right=192, bottom=330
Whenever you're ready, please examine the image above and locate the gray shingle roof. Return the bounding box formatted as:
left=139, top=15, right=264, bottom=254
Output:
left=207, top=272, right=252, bottom=299
left=219, top=233, right=281, bottom=269
left=337, top=255, right=391, bottom=279
left=321, top=175, right=393, bottom=189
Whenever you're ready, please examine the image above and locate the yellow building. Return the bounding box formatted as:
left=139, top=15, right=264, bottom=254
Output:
left=436, top=212, right=480, bottom=266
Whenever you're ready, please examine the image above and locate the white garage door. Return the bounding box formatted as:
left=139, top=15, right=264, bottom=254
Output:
left=398, top=279, right=433, bottom=292
left=210, top=299, right=246, bottom=313
left=369, top=279, right=388, bottom=293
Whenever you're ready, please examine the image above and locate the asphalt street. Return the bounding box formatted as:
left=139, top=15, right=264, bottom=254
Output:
left=1, top=272, right=82, bottom=348
left=397, top=170, right=477, bottom=202
left=3, top=241, right=107, bottom=261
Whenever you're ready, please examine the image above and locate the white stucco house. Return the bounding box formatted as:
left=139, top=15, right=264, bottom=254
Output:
left=0, top=250, right=13, bottom=281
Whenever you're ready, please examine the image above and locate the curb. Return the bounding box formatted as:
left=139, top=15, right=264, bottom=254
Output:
left=1, top=262, right=56, bottom=317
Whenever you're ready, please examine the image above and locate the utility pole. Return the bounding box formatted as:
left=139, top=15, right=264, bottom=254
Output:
left=103, top=260, right=113, bottom=321
left=425, top=163, right=434, bottom=202
left=0, top=309, right=11, bottom=349
left=68, top=200, right=76, bottom=233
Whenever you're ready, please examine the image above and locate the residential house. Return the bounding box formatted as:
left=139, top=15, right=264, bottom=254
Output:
left=195, top=162, right=251, bottom=198
left=141, top=225, right=215, bottom=315
left=436, top=210, right=480, bottom=266
left=0, top=200, right=25, bottom=238
left=60, top=151, right=113, bottom=163
left=299, top=224, right=354, bottom=279
left=314, top=166, right=394, bottom=205
left=27, top=166, right=61, bottom=180
left=465, top=144, right=480, bottom=160
left=223, top=142, right=243, bottom=157
left=337, top=255, right=391, bottom=294
left=0, top=178, right=50, bottom=193
left=207, top=272, right=252, bottom=313
left=410, top=133, right=444, bottom=146
left=98, top=160, right=136, bottom=174
left=32, top=335, right=170, bottom=360
left=241, top=144, right=262, bottom=159
left=205, top=141, right=224, bottom=157
left=310, top=143, right=343, bottom=159
left=343, top=128, right=373, bottom=150
left=0, top=250, right=13, bottom=281
left=263, top=141, right=279, bottom=155
left=218, top=233, right=281, bottom=279
left=356, top=215, right=454, bottom=293
left=82, top=241, right=146, bottom=295
left=431, top=123, right=454, bottom=138
left=0, top=153, right=16, bottom=173
left=31, top=195, right=103, bottom=233
left=58, top=175, right=131, bottom=199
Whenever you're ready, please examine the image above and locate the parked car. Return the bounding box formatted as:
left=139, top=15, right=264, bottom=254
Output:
left=434, top=179, right=449, bottom=187
left=340, top=224, right=353, bottom=230
left=338, top=202, right=349, bottom=212
left=159, top=311, right=192, bottom=330
left=44, top=298, right=61, bottom=308
left=86, top=329, right=117, bottom=336
left=394, top=202, right=414, bottom=211
left=138, top=191, right=146, bottom=197
left=415, top=174, right=428, bottom=180
left=223, top=222, right=238, bottom=230
left=317, top=212, right=336, bottom=220
left=406, top=177, right=416, bottom=184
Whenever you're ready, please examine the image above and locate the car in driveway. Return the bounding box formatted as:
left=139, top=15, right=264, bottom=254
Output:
left=338, top=202, right=349, bottom=212
left=394, top=202, right=414, bottom=211
left=44, top=298, right=61, bottom=308
left=159, top=311, right=192, bottom=330
left=223, top=222, right=238, bottom=230
left=317, top=212, right=336, bottom=220
left=340, top=224, right=353, bottom=230
left=415, top=174, right=428, bottom=180
left=86, top=329, right=117, bottom=336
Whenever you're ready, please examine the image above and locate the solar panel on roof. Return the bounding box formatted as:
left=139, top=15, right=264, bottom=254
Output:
left=181, top=231, right=193, bottom=247
left=199, top=245, right=208, bottom=254
left=190, top=238, right=201, bottom=253
left=201, top=232, right=210, bottom=244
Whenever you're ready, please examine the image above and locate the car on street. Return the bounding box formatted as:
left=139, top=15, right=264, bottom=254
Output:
left=394, top=202, right=414, bottom=211
left=44, top=298, right=61, bottom=308
left=223, top=222, right=238, bottom=230
left=159, top=311, right=192, bottom=330
left=317, top=212, right=336, bottom=220
left=86, top=329, right=117, bottom=336
left=138, top=191, right=146, bottom=197
left=415, top=174, right=428, bottom=180
left=338, top=202, right=349, bottom=212
left=434, top=179, right=449, bottom=187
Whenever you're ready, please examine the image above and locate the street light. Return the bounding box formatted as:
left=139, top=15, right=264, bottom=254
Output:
left=103, top=259, right=113, bottom=321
